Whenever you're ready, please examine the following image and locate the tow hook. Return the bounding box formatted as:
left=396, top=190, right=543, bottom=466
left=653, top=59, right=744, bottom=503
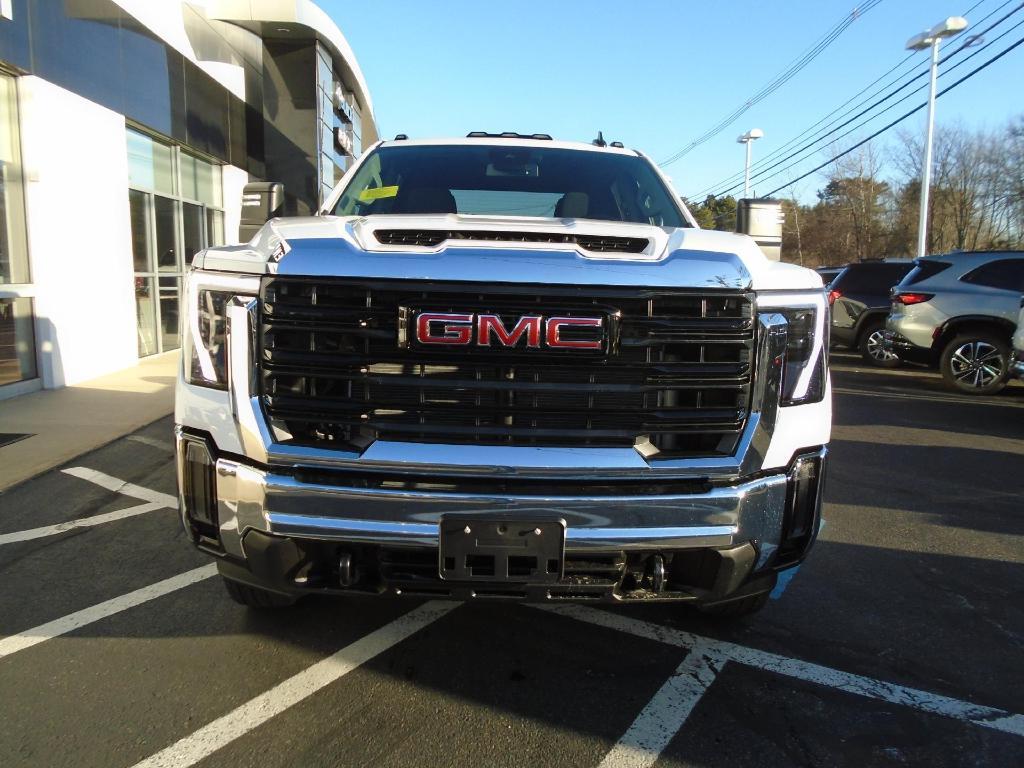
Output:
left=338, top=552, right=356, bottom=587
left=645, top=554, right=666, bottom=593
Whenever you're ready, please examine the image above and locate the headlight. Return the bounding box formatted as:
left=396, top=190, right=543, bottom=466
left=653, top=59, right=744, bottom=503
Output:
left=183, top=271, right=258, bottom=389
left=758, top=291, right=828, bottom=406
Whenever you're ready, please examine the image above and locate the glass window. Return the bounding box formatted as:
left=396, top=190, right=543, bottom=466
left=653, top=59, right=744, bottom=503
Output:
left=902, top=260, right=952, bottom=286
left=833, top=263, right=914, bottom=293
left=960, top=258, right=1024, bottom=292
left=317, top=49, right=333, bottom=92
left=206, top=209, right=225, bottom=246
left=321, top=153, right=336, bottom=189
left=135, top=276, right=158, bottom=357
left=128, top=189, right=151, bottom=272
left=352, top=108, right=362, bottom=148
left=182, top=202, right=204, bottom=263
left=332, top=145, right=687, bottom=227
left=129, top=130, right=224, bottom=357
left=158, top=276, right=181, bottom=351
left=321, top=121, right=334, bottom=158
left=0, top=297, right=37, bottom=385
left=183, top=61, right=229, bottom=159
left=0, top=73, right=30, bottom=285
left=127, top=130, right=175, bottom=195
left=154, top=196, right=178, bottom=271
left=181, top=151, right=222, bottom=206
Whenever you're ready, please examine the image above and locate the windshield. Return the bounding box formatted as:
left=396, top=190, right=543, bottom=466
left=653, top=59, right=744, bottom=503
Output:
left=331, top=144, right=687, bottom=227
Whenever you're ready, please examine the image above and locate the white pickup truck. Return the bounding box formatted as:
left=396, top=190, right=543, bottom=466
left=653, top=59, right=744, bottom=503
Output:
left=175, top=134, right=830, bottom=617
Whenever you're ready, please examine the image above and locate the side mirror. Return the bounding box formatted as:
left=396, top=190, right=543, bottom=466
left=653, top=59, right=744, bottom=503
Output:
left=736, top=198, right=784, bottom=261
left=239, top=182, right=284, bottom=242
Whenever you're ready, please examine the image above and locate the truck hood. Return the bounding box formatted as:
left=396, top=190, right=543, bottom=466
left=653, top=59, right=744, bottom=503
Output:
left=196, top=214, right=822, bottom=291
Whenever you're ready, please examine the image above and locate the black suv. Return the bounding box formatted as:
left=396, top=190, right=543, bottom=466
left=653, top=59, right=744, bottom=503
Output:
left=829, top=260, right=914, bottom=366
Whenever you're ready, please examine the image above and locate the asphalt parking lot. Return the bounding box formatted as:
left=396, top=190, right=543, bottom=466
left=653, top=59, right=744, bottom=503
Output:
left=1, top=356, right=1022, bottom=768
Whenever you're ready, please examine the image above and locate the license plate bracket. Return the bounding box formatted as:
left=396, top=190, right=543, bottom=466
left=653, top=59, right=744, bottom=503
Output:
left=439, top=516, right=566, bottom=583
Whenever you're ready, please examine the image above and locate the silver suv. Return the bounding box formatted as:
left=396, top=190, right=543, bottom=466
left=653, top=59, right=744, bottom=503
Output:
left=886, top=251, right=1024, bottom=394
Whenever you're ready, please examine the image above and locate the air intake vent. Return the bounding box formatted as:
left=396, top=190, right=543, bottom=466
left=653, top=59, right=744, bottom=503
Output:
left=373, top=229, right=649, bottom=253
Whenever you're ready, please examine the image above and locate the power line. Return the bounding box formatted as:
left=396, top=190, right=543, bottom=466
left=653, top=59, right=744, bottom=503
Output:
left=762, top=32, right=1024, bottom=198
left=685, top=52, right=921, bottom=200
left=659, top=1, right=885, bottom=167
left=687, top=0, right=1020, bottom=200
left=699, top=3, right=1024, bottom=200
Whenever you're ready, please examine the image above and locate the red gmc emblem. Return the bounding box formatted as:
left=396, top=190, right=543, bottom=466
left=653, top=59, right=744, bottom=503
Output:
left=404, top=311, right=606, bottom=351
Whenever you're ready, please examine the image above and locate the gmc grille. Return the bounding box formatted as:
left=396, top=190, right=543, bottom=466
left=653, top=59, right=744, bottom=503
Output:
left=258, top=278, right=755, bottom=459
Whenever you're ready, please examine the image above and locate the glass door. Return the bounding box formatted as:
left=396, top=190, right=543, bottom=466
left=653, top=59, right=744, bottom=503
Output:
left=0, top=70, right=37, bottom=388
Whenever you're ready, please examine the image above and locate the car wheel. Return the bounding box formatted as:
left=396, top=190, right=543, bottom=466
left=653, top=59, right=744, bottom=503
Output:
left=940, top=333, right=1010, bottom=395
left=222, top=577, right=296, bottom=608
left=858, top=321, right=900, bottom=368
left=696, top=591, right=770, bottom=619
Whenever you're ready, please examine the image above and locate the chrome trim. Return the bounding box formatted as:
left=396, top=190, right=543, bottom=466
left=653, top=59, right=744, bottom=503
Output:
left=229, top=298, right=271, bottom=465
left=230, top=298, right=786, bottom=480
left=264, top=513, right=736, bottom=551
left=207, top=456, right=789, bottom=557
left=275, top=237, right=753, bottom=289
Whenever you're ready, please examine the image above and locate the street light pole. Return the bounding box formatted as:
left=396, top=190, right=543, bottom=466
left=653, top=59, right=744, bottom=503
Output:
left=744, top=139, right=753, bottom=198
left=907, top=16, right=968, bottom=258
left=736, top=129, right=764, bottom=199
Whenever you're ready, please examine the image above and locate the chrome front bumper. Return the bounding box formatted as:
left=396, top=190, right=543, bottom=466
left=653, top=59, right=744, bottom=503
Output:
left=179, top=431, right=825, bottom=571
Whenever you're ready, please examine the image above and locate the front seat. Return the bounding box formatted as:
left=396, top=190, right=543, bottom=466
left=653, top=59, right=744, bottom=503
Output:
left=394, top=187, right=457, bottom=214
left=554, top=191, right=589, bottom=219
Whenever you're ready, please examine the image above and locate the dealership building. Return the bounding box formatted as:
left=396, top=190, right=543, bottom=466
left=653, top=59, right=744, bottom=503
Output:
left=0, top=0, right=377, bottom=399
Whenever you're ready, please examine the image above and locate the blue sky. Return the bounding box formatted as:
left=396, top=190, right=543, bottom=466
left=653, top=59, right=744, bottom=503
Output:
left=326, top=0, right=1024, bottom=203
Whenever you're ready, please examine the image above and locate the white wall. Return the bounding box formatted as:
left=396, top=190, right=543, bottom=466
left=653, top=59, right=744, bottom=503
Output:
left=19, top=77, right=138, bottom=388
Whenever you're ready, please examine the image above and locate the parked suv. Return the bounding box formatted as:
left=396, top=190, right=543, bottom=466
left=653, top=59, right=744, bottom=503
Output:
left=886, top=251, right=1024, bottom=394
left=828, top=260, right=913, bottom=367
left=816, top=266, right=844, bottom=286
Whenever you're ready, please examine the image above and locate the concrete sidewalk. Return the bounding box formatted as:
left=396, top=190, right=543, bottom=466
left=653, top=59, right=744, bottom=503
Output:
left=0, top=351, right=178, bottom=491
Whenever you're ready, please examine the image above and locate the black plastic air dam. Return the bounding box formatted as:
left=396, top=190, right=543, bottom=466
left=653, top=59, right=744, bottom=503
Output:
left=178, top=433, right=220, bottom=550
left=229, top=529, right=768, bottom=604
left=774, top=447, right=828, bottom=570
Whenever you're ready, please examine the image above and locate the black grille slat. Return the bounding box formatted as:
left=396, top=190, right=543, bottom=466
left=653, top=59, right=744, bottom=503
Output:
left=373, top=229, right=649, bottom=254
left=259, top=279, right=755, bottom=458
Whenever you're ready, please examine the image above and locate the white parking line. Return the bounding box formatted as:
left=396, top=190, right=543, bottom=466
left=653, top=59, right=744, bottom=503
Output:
left=0, top=467, right=179, bottom=546
left=598, top=643, right=725, bottom=768
left=126, top=434, right=174, bottom=452
left=834, top=386, right=1024, bottom=408
left=0, top=564, right=217, bottom=659
left=62, top=466, right=177, bottom=508
left=537, top=605, right=1024, bottom=739
left=0, top=501, right=164, bottom=545
left=130, top=600, right=459, bottom=768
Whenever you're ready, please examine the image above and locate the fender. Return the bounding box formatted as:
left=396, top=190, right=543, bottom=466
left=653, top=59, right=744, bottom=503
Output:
left=932, top=314, right=1016, bottom=350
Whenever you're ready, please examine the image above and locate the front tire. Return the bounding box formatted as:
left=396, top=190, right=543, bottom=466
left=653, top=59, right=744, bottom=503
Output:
left=940, top=333, right=1010, bottom=395
left=222, top=577, right=296, bottom=608
left=858, top=320, right=900, bottom=368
